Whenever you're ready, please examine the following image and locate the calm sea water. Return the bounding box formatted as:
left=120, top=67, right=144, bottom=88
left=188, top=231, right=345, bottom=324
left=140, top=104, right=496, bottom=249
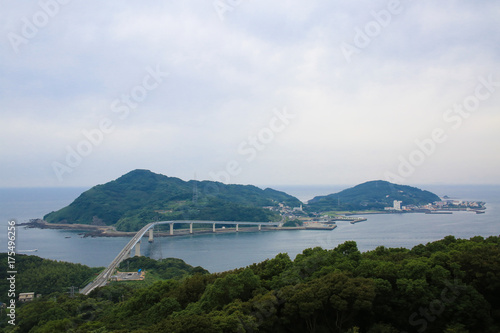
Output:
left=1, top=185, right=499, bottom=273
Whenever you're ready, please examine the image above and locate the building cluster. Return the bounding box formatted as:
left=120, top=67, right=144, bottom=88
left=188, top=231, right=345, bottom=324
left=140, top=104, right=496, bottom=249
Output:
left=265, top=203, right=305, bottom=219
left=267, top=198, right=485, bottom=220
left=384, top=199, right=485, bottom=212
left=434, top=200, right=483, bottom=208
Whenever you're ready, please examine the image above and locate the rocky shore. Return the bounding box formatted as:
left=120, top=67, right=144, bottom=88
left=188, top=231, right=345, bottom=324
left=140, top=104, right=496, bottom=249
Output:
left=19, top=219, right=136, bottom=237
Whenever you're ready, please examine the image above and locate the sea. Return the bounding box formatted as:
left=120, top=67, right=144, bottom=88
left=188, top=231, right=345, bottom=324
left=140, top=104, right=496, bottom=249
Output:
left=0, top=185, right=499, bottom=273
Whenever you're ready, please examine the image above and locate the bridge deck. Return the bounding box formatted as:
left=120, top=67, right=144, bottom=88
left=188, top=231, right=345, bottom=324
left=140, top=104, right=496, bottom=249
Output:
left=80, top=220, right=280, bottom=295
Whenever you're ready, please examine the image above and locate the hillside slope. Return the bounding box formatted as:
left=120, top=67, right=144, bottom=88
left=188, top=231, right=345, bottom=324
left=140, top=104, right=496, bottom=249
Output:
left=307, top=180, right=440, bottom=212
left=44, top=169, right=302, bottom=231
left=7, top=236, right=500, bottom=332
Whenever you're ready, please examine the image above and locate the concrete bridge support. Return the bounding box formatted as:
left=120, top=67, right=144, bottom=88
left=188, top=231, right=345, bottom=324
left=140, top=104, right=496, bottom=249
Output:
left=259, top=224, right=261, bottom=231
left=236, top=224, right=239, bottom=232
left=190, top=223, right=193, bottom=234
left=135, top=241, right=141, bottom=257
left=81, top=220, right=283, bottom=296
left=148, top=229, right=154, bottom=243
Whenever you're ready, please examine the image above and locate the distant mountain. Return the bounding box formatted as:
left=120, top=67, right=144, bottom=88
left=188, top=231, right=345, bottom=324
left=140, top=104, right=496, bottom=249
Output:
left=307, top=180, right=440, bottom=212
left=44, top=169, right=302, bottom=231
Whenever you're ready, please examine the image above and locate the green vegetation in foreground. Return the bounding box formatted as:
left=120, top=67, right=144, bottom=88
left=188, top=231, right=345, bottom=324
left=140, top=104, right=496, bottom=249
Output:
left=0, top=254, right=102, bottom=299
left=2, top=235, right=500, bottom=332
left=307, top=180, right=441, bottom=212
left=44, top=169, right=302, bottom=232
left=114, top=257, right=209, bottom=288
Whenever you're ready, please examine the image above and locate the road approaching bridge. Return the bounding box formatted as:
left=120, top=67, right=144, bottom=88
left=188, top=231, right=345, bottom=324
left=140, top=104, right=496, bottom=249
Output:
left=80, top=220, right=281, bottom=295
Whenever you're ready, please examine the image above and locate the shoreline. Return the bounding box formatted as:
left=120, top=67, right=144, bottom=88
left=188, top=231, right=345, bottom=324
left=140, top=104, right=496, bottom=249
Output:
left=21, top=205, right=485, bottom=237
left=19, top=219, right=311, bottom=238
left=343, top=207, right=485, bottom=216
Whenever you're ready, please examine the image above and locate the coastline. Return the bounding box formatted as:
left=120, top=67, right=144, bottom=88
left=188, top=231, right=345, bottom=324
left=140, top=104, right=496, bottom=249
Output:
left=343, top=207, right=485, bottom=216
left=21, top=203, right=485, bottom=238
left=19, top=219, right=311, bottom=238
left=19, top=219, right=130, bottom=237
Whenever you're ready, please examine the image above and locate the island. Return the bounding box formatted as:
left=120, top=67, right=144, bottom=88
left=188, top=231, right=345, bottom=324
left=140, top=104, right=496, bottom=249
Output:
left=39, top=171, right=486, bottom=234
left=43, top=169, right=302, bottom=232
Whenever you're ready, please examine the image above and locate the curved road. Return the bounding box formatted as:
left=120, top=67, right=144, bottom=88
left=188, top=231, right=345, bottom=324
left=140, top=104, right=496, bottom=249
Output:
left=80, top=220, right=281, bottom=295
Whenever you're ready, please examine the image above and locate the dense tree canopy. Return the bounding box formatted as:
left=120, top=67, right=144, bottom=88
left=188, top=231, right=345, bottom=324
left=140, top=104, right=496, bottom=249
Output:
left=2, top=235, right=499, bottom=332
left=0, top=254, right=102, bottom=299
left=44, top=169, right=300, bottom=231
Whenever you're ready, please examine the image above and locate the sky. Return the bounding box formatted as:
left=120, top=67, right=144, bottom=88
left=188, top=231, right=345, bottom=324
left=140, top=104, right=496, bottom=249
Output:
left=1, top=0, right=499, bottom=188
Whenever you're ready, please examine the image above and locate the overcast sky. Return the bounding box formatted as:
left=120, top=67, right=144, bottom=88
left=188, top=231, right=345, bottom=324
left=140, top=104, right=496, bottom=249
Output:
left=1, top=0, right=499, bottom=188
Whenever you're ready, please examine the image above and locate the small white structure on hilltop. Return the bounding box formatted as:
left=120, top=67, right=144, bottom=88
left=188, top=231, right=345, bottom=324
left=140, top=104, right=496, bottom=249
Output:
left=393, top=200, right=402, bottom=211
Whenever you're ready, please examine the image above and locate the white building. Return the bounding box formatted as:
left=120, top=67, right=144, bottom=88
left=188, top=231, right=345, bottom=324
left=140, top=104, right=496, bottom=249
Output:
left=393, top=200, right=402, bottom=211
left=18, top=292, right=35, bottom=303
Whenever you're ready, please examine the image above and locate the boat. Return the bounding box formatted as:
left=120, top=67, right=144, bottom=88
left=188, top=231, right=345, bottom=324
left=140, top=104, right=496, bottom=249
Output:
left=65, top=236, right=71, bottom=238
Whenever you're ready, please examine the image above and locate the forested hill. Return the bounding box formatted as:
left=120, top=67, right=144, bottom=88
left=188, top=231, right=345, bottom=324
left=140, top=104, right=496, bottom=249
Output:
left=43, top=169, right=302, bottom=231
left=307, top=180, right=441, bottom=212
left=4, top=235, right=500, bottom=332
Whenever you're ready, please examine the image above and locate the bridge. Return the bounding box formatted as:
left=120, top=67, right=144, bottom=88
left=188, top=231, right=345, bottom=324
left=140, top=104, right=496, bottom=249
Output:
left=80, top=220, right=281, bottom=295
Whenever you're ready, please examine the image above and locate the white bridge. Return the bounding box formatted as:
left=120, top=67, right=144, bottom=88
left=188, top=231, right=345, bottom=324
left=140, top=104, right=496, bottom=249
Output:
left=80, top=220, right=281, bottom=295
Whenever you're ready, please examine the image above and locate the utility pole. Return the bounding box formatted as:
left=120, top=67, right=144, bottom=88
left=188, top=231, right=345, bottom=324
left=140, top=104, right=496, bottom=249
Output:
left=192, top=173, right=198, bottom=205
left=68, top=286, right=77, bottom=298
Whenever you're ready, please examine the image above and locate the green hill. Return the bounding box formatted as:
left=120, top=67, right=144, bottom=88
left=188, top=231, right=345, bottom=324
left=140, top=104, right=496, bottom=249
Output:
left=6, top=236, right=500, bottom=332
left=307, top=180, right=440, bottom=212
left=44, top=169, right=302, bottom=231
left=0, top=253, right=102, bottom=299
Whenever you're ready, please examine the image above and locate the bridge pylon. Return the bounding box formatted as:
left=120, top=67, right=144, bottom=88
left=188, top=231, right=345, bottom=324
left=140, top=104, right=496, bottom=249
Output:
left=135, top=240, right=141, bottom=256
left=81, top=220, right=281, bottom=295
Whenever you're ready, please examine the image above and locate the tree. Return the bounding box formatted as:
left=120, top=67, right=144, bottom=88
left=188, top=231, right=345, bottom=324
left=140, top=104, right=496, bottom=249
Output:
left=199, top=269, right=260, bottom=311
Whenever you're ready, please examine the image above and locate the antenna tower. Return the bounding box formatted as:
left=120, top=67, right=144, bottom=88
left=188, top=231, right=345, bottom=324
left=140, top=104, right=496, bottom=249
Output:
left=193, top=173, right=199, bottom=205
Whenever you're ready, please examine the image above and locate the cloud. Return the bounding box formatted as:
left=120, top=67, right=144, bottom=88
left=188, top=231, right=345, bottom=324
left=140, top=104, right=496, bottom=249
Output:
left=1, top=0, right=499, bottom=187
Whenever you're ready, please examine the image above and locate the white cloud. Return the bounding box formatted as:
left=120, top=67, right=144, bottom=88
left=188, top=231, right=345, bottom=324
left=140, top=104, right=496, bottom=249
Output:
left=1, top=0, right=499, bottom=187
